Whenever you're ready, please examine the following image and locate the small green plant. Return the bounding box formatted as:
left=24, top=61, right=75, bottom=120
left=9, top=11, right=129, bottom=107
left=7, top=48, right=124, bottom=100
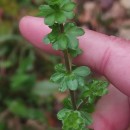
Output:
left=39, top=0, right=109, bottom=129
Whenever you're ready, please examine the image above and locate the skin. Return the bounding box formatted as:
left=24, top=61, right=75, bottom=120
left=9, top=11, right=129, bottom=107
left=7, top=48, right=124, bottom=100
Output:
left=19, top=16, right=130, bottom=130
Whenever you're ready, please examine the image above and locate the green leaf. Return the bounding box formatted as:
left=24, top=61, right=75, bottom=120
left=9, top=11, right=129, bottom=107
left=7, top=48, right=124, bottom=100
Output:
left=57, top=74, right=69, bottom=92
left=50, top=72, right=65, bottom=83
left=67, top=75, right=78, bottom=90
left=86, top=104, right=95, bottom=113
left=81, top=111, right=93, bottom=126
left=52, top=42, right=59, bottom=50
left=73, top=66, right=91, bottom=77
left=7, top=100, right=44, bottom=121
left=68, top=36, right=79, bottom=50
left=73, top=28, right=85, bottom=36
left=77, top=77, right=85, bottom=87
left=44, top=14, right=55, bottom=26
left=62, top=2, right=76, bottom=11
left=32, top=80, right=59, bottom=97
left=43, top=36, right=50, bottom=44
left=7, top=101, right=28, bottom=118
left=59, top=74, right=71, bottom=92
left=65, top=23, right=85, bottom=37
left=64, top=11, right=75, bottom=19
left=56, top=11, right=66, bottom=24
left=47, top=33, right=56, bottom=43
left=63, top=98, right=72, bottom=109
left=54, top=64, right=66, bottom=72
left=69, top=48, right=83, bottom=57
left=46, top=24, right=60, bottom=43
left=61, top=110, right=86, bottom=130
left=59, top=79, right=68, bottom=92
left=26, top=109, right=45, bottom=122
left=0, top=35, right=21, bottom=43
left=39, top=5, right=54, bottom=17
left=39, top=0, right=76, bottom=26
left=11, top=74, right=36, bottom=91
left=80, top=103, right=95, bottom=113
left=88, top=96, right=96, bottom=104
left=57, top=109, right=71, bottom=120
left=81, top=80, right=108, bottom=103
left=82, top=90, right=90, bottom=98
left=59, top=0, right=71, bottom=7
left=63, top=23, right=85, bottom=50
left=45, top=0, right=62, bottom=5
left=57, top=34, right=68, bottom=50
left=17, top=51, right=35, bottom=73
left=64, top=23, right=75, bottom=31
left=40, top=0, right=76, bottom=26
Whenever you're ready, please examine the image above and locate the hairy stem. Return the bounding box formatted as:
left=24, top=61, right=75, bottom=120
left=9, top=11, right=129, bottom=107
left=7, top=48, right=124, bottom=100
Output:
left=60, top=24, right=77, bottom=110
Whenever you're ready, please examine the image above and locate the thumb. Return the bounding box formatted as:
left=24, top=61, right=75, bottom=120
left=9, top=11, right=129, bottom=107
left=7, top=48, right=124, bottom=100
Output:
left=91, top=85, right=130, bottom=130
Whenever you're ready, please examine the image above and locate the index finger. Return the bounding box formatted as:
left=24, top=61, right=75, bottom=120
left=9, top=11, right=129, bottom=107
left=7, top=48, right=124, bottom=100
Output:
left=19, top=16, right=130, bottom=97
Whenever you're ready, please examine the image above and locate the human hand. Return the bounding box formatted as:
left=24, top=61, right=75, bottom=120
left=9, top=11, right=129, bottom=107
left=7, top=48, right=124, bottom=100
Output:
left=19, top=16, right=130, bottom=130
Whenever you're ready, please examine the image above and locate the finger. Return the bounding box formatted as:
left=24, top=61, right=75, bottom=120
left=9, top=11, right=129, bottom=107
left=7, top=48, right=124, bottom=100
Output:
left=19, top=16, right=61, bottom=56
left=19, top=16, right=130, bottom=96
left=91, top=85, right=130, bottom=130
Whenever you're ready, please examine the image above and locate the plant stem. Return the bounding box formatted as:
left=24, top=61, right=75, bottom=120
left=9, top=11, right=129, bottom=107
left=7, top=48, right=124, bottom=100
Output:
left=60, top=24, right=77, bottom=110
left=77, top=98, right=88, bottom=110
left=63, top=50, right=77, bottom=110
left=63, top=50, right=71, bottom=72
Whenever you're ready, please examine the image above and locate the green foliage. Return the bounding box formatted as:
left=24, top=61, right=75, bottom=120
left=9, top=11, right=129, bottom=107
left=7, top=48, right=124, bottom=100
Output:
left=7, top=100, right=44, bottom=122
left=11, top=73, right=36, bottom=91
left=45, top=0, right=62, bottom=5
left=0, top=60, right=12, bottom=69
left=39, top=0, right=109, bottom=129
left=82, top=80, right=109, bottom=104
left=32, top=80, right=59, bottom=97
left=57, top=109, right=93, bottom=130
left=43, top=23, right=84, bottom=51
left=39, top=0, right=76, bottom=26
left=73, top=66, right=91, bottom=77
left=10, top=50, right=36, bottom=91
left=0, top=40, right=45, bottom=123
left=0, top=37, right=58, bottom=129
left=68, top=48, right=82, bottom=57
left=80, top=111, right=93, bottom=126
left=51, top=64, right=91, bottom=91
left=63, top=98, right=72, bottom=109
left=0, top=1, right=61, bottom=129
left=64, top=23, right=84, bottom=50
left=0, top=123, right=7, bottom=129
left=0, top=35, right=51, bottom=129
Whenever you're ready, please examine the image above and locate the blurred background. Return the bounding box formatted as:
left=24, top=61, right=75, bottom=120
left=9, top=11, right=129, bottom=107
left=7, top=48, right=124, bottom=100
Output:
left=0, top=0, right=130, bottom=130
